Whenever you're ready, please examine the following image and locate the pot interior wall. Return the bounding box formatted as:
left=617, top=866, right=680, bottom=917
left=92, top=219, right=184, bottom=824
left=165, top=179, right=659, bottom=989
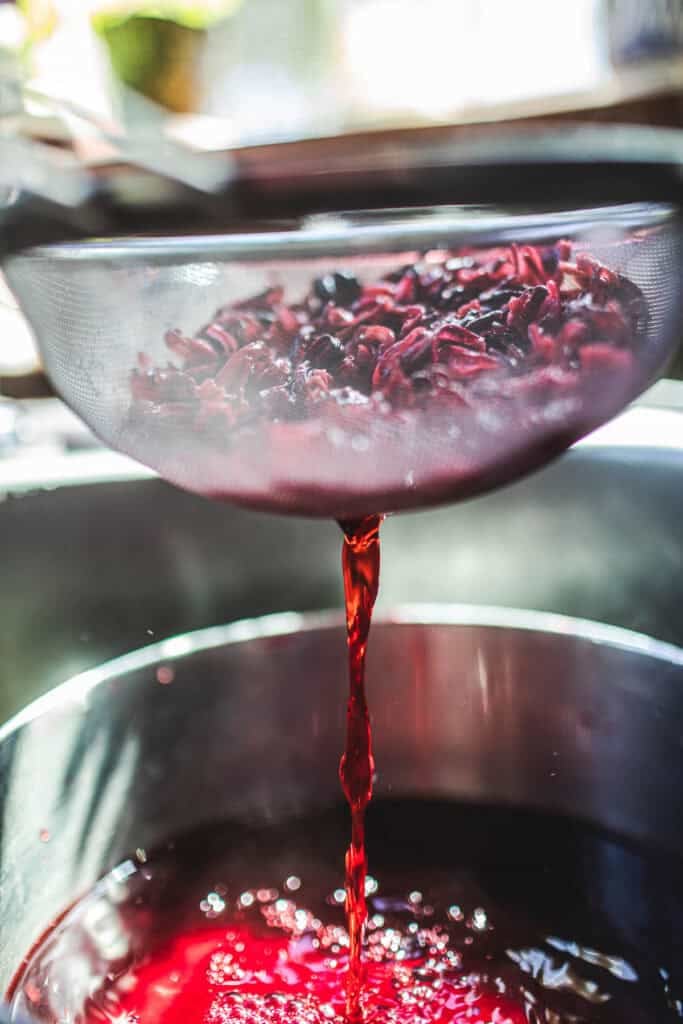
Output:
left=1, top=613, right=682, bottom=991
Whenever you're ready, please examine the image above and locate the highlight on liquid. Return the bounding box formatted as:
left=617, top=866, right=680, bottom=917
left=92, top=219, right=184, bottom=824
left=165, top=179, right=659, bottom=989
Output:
left=8, top=802, right=683, bottom=1024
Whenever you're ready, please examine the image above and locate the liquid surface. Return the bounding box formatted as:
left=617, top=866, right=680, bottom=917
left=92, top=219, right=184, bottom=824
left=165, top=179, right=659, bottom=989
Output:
left=10, top=802, right=683, bottom=1024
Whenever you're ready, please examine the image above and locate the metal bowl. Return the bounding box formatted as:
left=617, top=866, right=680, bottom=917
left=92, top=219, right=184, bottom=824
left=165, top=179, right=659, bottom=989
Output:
left=1, top=608, right=682, bottom=993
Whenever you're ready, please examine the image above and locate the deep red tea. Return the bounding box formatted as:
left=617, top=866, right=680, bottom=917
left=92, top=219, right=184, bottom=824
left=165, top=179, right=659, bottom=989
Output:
left=10, top=803, right=683, bottom=1023
left=338, top=515, right=382, bottom=1022
left=70, top=919, right=525, bottom=1024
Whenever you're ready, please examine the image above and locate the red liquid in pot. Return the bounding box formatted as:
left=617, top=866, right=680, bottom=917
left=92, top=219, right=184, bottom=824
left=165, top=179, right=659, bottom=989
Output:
left=10, top=803, right=683, bottom=1023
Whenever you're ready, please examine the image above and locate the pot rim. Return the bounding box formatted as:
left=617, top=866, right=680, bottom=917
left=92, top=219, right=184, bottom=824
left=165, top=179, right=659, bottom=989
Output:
left=2, top=603, right=682, bottom=746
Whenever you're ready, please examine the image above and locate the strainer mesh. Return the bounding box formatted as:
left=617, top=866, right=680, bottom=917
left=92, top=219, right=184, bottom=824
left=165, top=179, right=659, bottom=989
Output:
left=4, top=206, right=681, bottom=515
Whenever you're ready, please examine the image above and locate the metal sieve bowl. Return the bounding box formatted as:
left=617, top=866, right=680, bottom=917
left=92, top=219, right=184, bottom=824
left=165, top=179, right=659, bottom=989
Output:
left=2, top=125, right=682, bottom=516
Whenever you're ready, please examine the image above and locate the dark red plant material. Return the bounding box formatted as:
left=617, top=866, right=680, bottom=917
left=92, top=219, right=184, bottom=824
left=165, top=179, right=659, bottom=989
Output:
left=130, top=241, right=646, bottom=441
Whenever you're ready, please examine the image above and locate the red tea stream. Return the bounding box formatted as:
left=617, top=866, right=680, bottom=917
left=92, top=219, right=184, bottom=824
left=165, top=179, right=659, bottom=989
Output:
left=338, top=515, right=382, bottom=1022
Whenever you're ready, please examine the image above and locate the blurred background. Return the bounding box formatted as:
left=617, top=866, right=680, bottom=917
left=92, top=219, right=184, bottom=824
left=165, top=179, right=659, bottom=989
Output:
left=1, top=0, right=682, bottom=387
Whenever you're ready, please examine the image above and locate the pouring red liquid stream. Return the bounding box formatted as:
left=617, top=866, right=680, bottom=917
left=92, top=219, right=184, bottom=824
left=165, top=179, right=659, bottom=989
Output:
left=6, top=511, right=529, bottom=1024
left=338, top=515, right=382, bottom=1023
left=6, top=513, right=531, bottom=1024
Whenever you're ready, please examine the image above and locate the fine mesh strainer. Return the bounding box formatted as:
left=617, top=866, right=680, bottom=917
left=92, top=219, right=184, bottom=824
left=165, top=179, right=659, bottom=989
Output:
left=2, top=125, right=682, bottom=517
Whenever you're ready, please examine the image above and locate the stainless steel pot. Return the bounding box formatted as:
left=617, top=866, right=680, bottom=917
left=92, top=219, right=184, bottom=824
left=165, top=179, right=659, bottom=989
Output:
left=1, top=608, right=682, bottom=995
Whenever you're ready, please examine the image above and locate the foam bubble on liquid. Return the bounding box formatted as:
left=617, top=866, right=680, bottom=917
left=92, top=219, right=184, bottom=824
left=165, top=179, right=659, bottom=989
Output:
left=208, top=992, right=334, bottom=1024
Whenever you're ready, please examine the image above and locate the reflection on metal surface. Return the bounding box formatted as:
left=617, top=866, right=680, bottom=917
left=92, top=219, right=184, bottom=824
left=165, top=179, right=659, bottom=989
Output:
left=4, top=604, right=683, bottom=746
